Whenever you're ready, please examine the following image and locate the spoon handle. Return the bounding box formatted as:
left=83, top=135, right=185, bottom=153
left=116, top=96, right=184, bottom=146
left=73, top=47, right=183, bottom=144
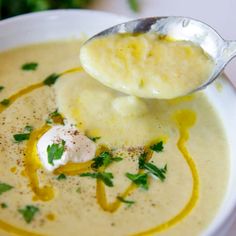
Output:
left=225, top=41, right=236, bottom=61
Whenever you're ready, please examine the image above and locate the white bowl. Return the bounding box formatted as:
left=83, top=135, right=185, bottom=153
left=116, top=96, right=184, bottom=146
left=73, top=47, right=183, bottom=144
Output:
left=0, top=10, right=235, bottom=236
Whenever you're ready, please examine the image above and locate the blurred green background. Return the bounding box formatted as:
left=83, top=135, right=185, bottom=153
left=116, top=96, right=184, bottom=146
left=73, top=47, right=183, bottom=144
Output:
left=0, top=0, right=138, bottom=19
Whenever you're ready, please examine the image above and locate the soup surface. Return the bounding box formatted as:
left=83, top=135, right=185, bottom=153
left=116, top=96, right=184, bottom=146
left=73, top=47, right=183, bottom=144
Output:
left=80, top=33, right=214, bottom=99
left=0, top=40, right=229, bottom=236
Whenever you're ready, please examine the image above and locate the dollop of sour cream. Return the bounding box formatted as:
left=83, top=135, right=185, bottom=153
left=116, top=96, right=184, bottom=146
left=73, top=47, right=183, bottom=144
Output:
left=37, top=125, right=96, bottom=172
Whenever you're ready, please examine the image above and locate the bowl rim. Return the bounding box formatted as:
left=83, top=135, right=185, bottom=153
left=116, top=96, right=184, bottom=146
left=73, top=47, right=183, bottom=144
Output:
left=0, top=9, right=236, bottom=236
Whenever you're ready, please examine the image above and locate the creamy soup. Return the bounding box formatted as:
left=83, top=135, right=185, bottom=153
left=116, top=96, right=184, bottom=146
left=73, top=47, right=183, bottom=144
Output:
left=0, top=41, right=229, bottom=236
left=80, top=33, right=214, bottom=99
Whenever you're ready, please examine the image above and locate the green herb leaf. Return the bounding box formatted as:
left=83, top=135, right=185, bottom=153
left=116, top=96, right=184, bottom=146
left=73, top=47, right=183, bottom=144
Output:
left=143, top=163, right=167, bottom=182
left=46, top=109, right=64, bottom=124
left=126, top=173, right=148, bottom=190
left=0, top=183, right=13, bottom=195
left=24, top=125, right=33, bottom=133
left=80, top=172, right=114, bottom=187
left=0, top=99, right=10, bottom=106
left=117, top=196, right=135, bottom=206
left=150, top=141, right=164, bottom=153
left=89, top=136, right=101, bottom=142
left=138, top=151, right=167, bottom=181
left=13, top=125, right=33, bottom=142
left=0, top=86, right=5, bottom=92
left=47, top=140, right=66, bottom=166
left=18, top=205, right=39, bottom=223
left=92, top=152, right=122, bottom=170
left=43, top=73, right=60, bottom=86
left=21, top=62, right=38, bottom=71
left=1, top=203, right=8, bottom=209
left=57, top=173, right=67, bottom=180
left=128, top=0, right=139, bottom=12
left=138, top=152, right=148, bottom=169
left=13, top=133, right=30, bottom=142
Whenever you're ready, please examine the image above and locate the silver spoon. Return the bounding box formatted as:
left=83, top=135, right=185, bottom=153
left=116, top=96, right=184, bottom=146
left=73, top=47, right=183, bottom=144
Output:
left=83, top=16, right=236, bottom=94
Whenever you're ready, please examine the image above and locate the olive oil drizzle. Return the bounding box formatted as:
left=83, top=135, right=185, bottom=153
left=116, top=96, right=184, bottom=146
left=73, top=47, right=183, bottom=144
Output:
left=24, top=124, right=54, bottom=201
left=96, top=150, right=153, bottom=213
left=0, top=67, right=82, bottom=236
left=0, top=67, right=82, bottom=114
left=131, top=110, right=199, bottom=235
left=0, top=64, right=199, bottom=235
left=54, top=161, right=92, bottom=176
left=0, top=221, right=44, bottom=236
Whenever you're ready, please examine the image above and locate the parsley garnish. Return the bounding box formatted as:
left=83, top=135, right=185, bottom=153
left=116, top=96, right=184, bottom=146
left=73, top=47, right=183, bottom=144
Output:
left=143, top=163, right=167, bottom=182
left=24, top=125, right=33, bottom=132
left=80, top=172, right=114, bottom=187
left=1, top=203, right=8, bottom=208
left=21, top=62, right=38, bottom=71
left=138, top=152, right=148, bottom=169
left=138, top=151, right=167, bottom=181
left=43, top=73, right=60, bottom=86
left=128, top=0, right=139, bottom=12
left=0, top=182, right=13, bottom=195
left=57, top=173, right=67, bottom=180
left=49, top=109, right=60, bottom=117
left=46, top=109, right=64, bottom=124
left=91, top=151, right=122, bottom=170
left=117, top=196, right=135, bottom=206
left=89, top=136, right=101, bottom=142
left=18, top=205, right=39, bottom=223
left=47, top=140, right=66, bottom=166
left=13, top=125, right=33, bottom=142
left=125, top=173, right=148, bottom=190
left=0, top=99, right=10, bottom=106
left=0, top=86, right=4, bottom=92
left=150, top=141, right=164, bottom=153
left=13, top=133, right=30, bottom=142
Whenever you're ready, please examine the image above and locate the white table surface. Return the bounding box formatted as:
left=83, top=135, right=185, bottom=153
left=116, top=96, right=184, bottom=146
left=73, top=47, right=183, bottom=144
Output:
left=89, top=1, right=236, bottom=235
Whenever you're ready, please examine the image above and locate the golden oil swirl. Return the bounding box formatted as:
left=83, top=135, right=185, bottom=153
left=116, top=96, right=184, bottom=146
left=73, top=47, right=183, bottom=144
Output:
left=0, top=67, right=82, bottom=236
left=0, top=64, right=199, bottom=236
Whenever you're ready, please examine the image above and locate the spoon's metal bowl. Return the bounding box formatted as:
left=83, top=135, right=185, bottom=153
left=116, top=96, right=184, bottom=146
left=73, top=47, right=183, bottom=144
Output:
left=87, top=16, right=236, bottom=94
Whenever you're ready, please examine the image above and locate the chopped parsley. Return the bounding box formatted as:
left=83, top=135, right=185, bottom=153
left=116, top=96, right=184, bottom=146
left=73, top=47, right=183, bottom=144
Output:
left=128, top=0, right=139, bottom=12
left=24, top=125, right=33, bottom=133
left=43, top=73, right=60, bottom=86
left=80, top=172, right=114, bottom=187
left=13, top=133, right=30, bottom=142
left=143, top=163, right=167, bottom=182
left=138, top=152, right=148, bottom=169
left=49, top=109, right=60, bottom=118
left=47, top=140, right=66, bottom=166
left=0, top=99, right=10, bottom=106
left=91, top=151, right=122, bottom=170
left=21, top=62, right=38, bottom=71
left=0, top=182, right=13, bottom=195
left=117, top=196, right=135, bottom=206
left=150, top=141, right=164, bottom=153
left=18, top=205, right=39, bottom=223
left=89, top=136, right=101, bottom=142
left=13, top=125, right=34, bottom=142
left=0, top=86, right=4, bottom=92
left=125, top=173, right=148, bottom=190
left=57, top=173, right=67, bottom=180
left=1, top=203, right=8, bottom=209
left=138, top=151, right=167, bottom=181
left=46, top=109, right=64, bottom=124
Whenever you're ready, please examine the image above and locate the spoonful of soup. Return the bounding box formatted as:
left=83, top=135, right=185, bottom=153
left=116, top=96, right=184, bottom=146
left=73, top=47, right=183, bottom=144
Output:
left=80, top=16, right=236, bottom=99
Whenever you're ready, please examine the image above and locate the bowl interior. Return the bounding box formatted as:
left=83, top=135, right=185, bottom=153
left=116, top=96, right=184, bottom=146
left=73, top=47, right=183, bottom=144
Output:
left=0, top=10, right=235, bottom=236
